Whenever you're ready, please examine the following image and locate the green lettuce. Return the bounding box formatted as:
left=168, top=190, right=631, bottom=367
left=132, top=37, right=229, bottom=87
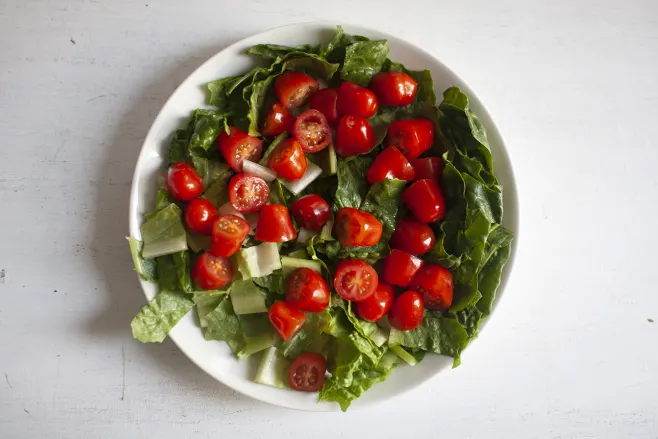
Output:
left=140, top=203, right=188, bottom=259
left=333, top=156, right=373, bottom=210
left=128, top=237, right=157, bottom=282
left=131, top=290, right=195, bottom=343
left=340, top=40, right=389, bottom=86
left=203, top=296, right=245, bottom=355
left=193, top=290, right=229, bottom=328
left=155, top=251, right=193, bottom=293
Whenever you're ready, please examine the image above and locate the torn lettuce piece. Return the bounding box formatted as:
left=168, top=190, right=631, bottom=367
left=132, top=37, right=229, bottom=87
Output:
left=141, top=204, right=188, bottom=259
left=127, top=237, right=157, bottom=282
left=131, top=290, right=194, bottom=343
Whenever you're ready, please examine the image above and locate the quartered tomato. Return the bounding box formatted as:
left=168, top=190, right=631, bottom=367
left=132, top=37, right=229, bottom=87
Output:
left=334, top=207, right=382, bottom=247
left=255, top=204, right=297, bottom=242
left=390, top=218, right=436, bottom=255
left=336, top=82, right=378, bottom=118
left=385, top=118, right=434, bottom=159
left=184, top=198, right=218, bottom=235
left=217, top=126, right=263, bottom=172
left=403, top=179, right=446, bottom=223
left=192, top=252, right=233, bottom=290
left=166, top=162, right=203, bottom=201
left=286, top=267, right=330, bottom=312
left=409, top=264, right=454, bottom=311
left=333, top=259, right=378, bottom=302
left=269, top=301, right=306, bottom=342
left=369, top=71, right=418, bottom=106
left=288, top=352, right=326, bottom=392
left=308, top=88, right=339, bottom=124
left=293, top=109, right=332, bottom=153
left=228, top=173, right=270, bottom=213
left=366, top=146, right=415, bottom=184
left=262, top=102, right=293, bottom=136
left=335, top=115, right=375, bottom=157
left=290, top=194, right=330, bottom=231
left=274, top=71, right=319, bottom=109
left=381, top=249, right=424, bottom=288
left=355, top=282, right=395, bottom=322
left=411, top=157, right=444, bottom=181
left=388, top=290, right=424, bottom=331
left=210, top=214, right=250, bottom=258
left=268, top=138, right=307, bottom=180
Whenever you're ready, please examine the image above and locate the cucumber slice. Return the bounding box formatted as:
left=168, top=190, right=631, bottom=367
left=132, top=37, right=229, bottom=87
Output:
left=254, top=347, right=291, bottom=390
left=281, top=256, right=322, bottom=276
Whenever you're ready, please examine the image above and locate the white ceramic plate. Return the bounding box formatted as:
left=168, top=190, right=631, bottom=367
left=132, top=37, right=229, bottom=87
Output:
left=129, top=22, right=519, bottom=411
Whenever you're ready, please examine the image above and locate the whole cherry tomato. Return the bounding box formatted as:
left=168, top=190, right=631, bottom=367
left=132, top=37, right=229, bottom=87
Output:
left=293, top=109, right=332, bottom=153
left=355, top=282, right=395, bottom=322
left=411, top=157, right=444, bottom=181
left=255, top=204, right=296, bottom=242
left=336, top=82, right=378, bottom=118
left=333, top=259, right=378, bottom=302
left=388, top=290, right=424, bottom=331
left=403, top=179, right=446, bottom=223
left=366, top=146, right=415, bottom=184
left=217, top=126, right=263, bottom=172
left=262, top=102, right=293, bottom=136
left=192, top=252, right=233, bottom=290
left=268, top=138, right=307, bottom=181
left=185, top=198, right=218, bottom=235
left=286, top=267, right=330, bottom=313
left=228, top=173, right=270, bottom=214
left=381, top=249, right=424, bottom=288
left=269, top=301, right=306, bottom=342
left=335, top=115, right=375, bottom=157
left=308, top=88, right=339, bottom=124
left=290, top=194, right=330, bottom=231
left=385, top=118, right=434, bottom=159
left=369, top=71, right=418, bottom=106
left=390, top=218, right=436, bottom=255
left=409, top=264, right=454, bottom=311
left=210, top=214, right=250, bottom=258
left=274, top=71, right=319, bottom=109
left=167, top=162, right=203, bottom=202
left=334, top=207, right=382, bottom=247
left=288, top=352, right=326, bottom=392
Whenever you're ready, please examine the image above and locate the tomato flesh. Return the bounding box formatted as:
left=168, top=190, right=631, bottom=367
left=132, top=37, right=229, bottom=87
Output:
left=381, top=249, right=424, bottom=287
left=333, top=259, right=378, bottom=302
left=185, top=198, right=218, bottom=235
left=409, top=264, right=454, bottom=311
left=388, top=290, right=424, bottom=331
left=192, top=252, right=233, bottom=290
left=274, top=71, right=319, bottom=109
left=217, top=126, right=263, bottom=172
left=309, top=88, right=339, bottom=124
left=290, top=194, right=330, bottom=231
left=385, top=118, right=434, bottom=159
left=228, top=173, right=270, bottom=214
left=355, top=282, right=395, bottom=322
left=269, top=301, right=306, bottom=342
left=288, top=352, right=326, bottom=392
left=366, top=146, right=415, bottom=184
left=403, top=179, right=446, bottom=223
left=286, top=267, right=330, bottom=313
left=268, top=138, right=307, bottom=181
left=255, top=204, right=297, bottom=242
left=390, top=218, right=436, bottom=255
left=336, top=82, right=378, bottom=118
left=293, top=109, right=332, bottom=153
left=335, top=115, right=375, bottom=157
left=334, top=207, right=382, bottom=247
left=262, top=102, right=293, bottom=136
left=411, top=157, right=444, bottom=181
left=167, top=162, right=203, bottom=202
left=369, top=71, right=418, bottom=106
left=210, top=214, right=250, bottom=258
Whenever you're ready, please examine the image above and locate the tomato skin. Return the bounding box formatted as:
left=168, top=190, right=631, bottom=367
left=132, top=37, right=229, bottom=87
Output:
left=210, top=214, right=250, bottom=258
left=290, top=194, right=330, bottom=231
left=286, top=267, right=330, bottom=312
left=288, top=352, right=326, bottom=392
left=336, top=82, right=378, bottom=118
left=390, top=218, right=436, bottom=255
left=355, top=282, right=395, bottom=322
left=366, top=146, right=415, bottom=184
left=293, top=109, right=332, bottom=153
left=192, top=252, right=233, bottom=290
left=385, top=118, right=435, bottom=159
left=334, top=207, right=383, bottom=247
left=228, top=173, right=270, bottom=214
left=335, top=115, right=375, bottom=157
left=167, top=162, right=203, bottom=202
left=275, top=71, right=319, bottom=109
left=262, top=102, right=294, bottom=136
left=381, top=249, right=424, bottom=288
left=403, top=179, right=446, bottom=223
left=308, top=88, right=339, bottom=124
left=388, top=290, right=424, bottom=331
left=410, top=157, right=444, bottom=181
left=268, top=138, right=307, bottom=181
left=409, top=264, right=454, bottom=311
left=269, top=301, right=306, bottom=342
left=185, top=198, right=218, bottom=235
left=369, top=71, right=418, bottom=106
left=255, top=204, right=297, bottom=242
left=333, top=259, right=378, bottom=302
left=217, top=126, right=263, bottom=172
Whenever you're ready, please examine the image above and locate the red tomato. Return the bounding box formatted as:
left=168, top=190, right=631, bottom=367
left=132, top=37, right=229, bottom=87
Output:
left=403, top=179, right=446, bottom=223
left=333, top=259, right=378, bottom=302
left=381, top=249, right=424, bottom=288
left=210, top=214, right=250, bottom=258
left=217, top=126, right=263, bottom=172
left=228, top=173, right=270, bottom=214
left=366, top=146, right=415, bottom=184
left=274, top=71, right=319, bottom=109
left=336, top=82, right=378, bottom=118
left=309, top=88, right=339, bottom=123
left=334, top=207, right=383, bottom=247
left=355, top=282, right=394, bottom=322
left=288, top=352, right=326, bottom=392
left=290, top=194, right=330, bottom=231
left=335, top=115, right=375, bottom=157
left=255, top=204, right=297, bottom=242
left=262, top=102, right=293, bottom=136
left=390, top=218, right=436, bottom=255
left=191, top=252, right=233, bottom=290
left=409, top=264, right=454, bottom=311
left=385, top=118, right=434, bottom=159
left=286, top=267, right=330, bottom=313
left=269, top=301, right=306, bottom=342
left=268, top=138, right=307, bottom=181
left=166, top=162, right=203, bottom=202
left=411, top=157, right=444, bottom=181
left=293, top=109, right=332, bottom=153
left=388, top=290, right=424, bottom=331
left=369, top=71, right=418, bottom=106
left=185, top=198, right=218, bottom=235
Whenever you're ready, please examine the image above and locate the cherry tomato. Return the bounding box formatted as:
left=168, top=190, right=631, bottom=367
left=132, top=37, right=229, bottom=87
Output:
left=184, top=198, right=218, bottom=235
left=336, top=82, right=378, bottom=118
left=262, top=102, right=293, bottom=136
left=333, top=259, right=378, bottom=302
left=335, top=115, right=375, bottom=157
left=286, top=267, right=330, bottom=313
left=355, top=282, right=394, bottom=322
left=366, top=146, right=415, bottom=184
left=255, top=204, right=297, bottom=242
left=268, top=138, right=307, bottom=181
left=269, top=301, right=306, bottom=342
left=381, top=249, right=424, bottom=288
left=166, top=162, right=203, bottom=202
left=308, top=88, right=339, bottom=123
left=388, top=290, right=424, bottom=331
left=290, top=194, right=330, bottom=231
left=385, top=118, right=434, bottom=159
left=274, top=71, right=319, bottom=109
left=403, top=179, right=446, bottom=223
left=228, top=173, right=270, bottom=214
left=191, top=252, right=233, bottom=290
left=293, top=109, right=332, bottom=153
left=210, top=214, right=250, bottom=258
left=390, top=218, right=436, bottom=255
left=217, top=126, right=263, bottom=172
left=288, top=352, right=326, bottom=392
left=409, top=264, right=454, bottom=311
left=411, top=157, right=444, bottom=181
left=334, top=207, right=383, bottom=247
left=369, top=71, right=418, bottom=106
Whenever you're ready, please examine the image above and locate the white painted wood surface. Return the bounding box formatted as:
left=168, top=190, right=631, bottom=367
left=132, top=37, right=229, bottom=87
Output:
left=1, top=0, right=657, bottom=437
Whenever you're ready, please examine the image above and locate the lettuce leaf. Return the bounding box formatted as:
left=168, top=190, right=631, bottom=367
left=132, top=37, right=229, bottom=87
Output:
left=127, top=237, right=157, bottom=282
left=193, top=290, right=229, bottom=328
left=333, top=156, right=373, bottom=210
left=203, top=296, right=245, bottom=355
left=155, top=251, right=193, bottom=293
left=340, top=40, right=389, bottom=86
left=131, top=290, right=195, bottom=343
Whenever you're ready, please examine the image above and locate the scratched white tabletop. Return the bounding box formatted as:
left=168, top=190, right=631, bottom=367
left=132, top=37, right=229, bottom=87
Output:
left=1, top=1, right=657, bottom=438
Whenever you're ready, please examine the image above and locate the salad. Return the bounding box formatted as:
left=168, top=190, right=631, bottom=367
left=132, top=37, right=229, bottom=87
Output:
left=129, top=26, right=513, bottom=411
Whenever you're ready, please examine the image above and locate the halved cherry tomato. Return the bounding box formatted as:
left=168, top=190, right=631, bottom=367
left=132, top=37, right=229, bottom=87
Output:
left=411, top=157, right=444, bottom=181
left=369, top=71, right=418, bottom=106
left=409, top=264, right=454, bottom=311
left=366, top=146, right=415, bottom=184
left=192, top=252, right=233, bottom=290
left=355, top=282, right=394, bottom=322
left=268, top=138, right=307, bottom=181
left=385, top=118, right=434, bottom=159
left=333, top=259, right=378, bottom=302
left=255, top=204, right=297, bottom=242
left=166, top=162, right=203, bottom=202
left=286, top=267, right=330, bottom=312
left=217, top=126, right=263, bottom=172
left=336, top=82, right=378, bottom=118
left=228, top=173, right=269, bottom=214
left=309, top=88, right=339, bottom=124
left=269, top=301, right=306, bottom=342
left=381, top=249, right=424, bottom=287
left=290, top=194, right=330, bottom=231
left=334, top=207, right=382, bottom=247
left=210, top=214, right=250, bottom=258
left=403, top=179, right=446, bottom=223
left=293, top=109, right=332, bottom=153
left=274, top=71, right=319, bottom=109
left=185, top=198, right=218, bottom=235
left=335, top=115, right=375, bottom=157
left=288, top=352, right=326, bottom=392
left=262, top=102, right=293, bottom=136
left=390, top=218, right=436, bottom=255
left=388, top=290, right=424, bottom=331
